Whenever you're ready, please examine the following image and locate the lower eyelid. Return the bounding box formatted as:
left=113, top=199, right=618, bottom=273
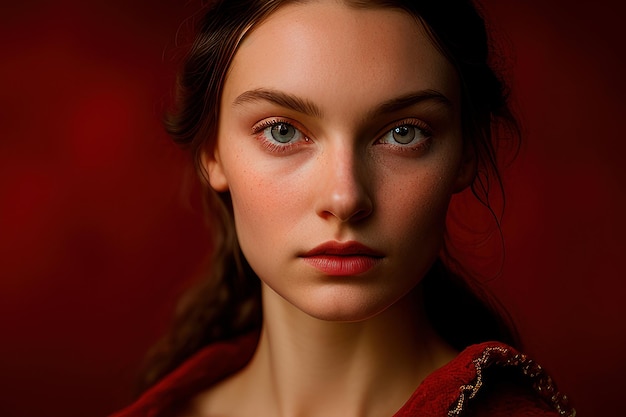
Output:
left=386, top=137, right=433, bottom=154
left=258, top=137, right=297, bottom=153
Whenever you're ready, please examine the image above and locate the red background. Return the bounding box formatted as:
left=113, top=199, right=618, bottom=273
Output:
left=1, top=1, right=624, bottom=416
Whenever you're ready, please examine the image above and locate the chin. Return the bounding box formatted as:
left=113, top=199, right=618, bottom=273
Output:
left=293, top=287, right=407, bottom=323
left=261, top=274, right=422, bottom=324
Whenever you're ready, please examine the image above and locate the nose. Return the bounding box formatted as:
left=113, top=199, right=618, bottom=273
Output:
left=314, top=144, right=373, bottom=223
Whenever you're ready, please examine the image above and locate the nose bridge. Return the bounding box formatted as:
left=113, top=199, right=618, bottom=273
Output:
left=315, top=139, right=373, bottom=222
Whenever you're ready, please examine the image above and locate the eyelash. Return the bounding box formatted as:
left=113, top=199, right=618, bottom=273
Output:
left=376, top=119, right=433, bottom=153
left=250, top=118, right=433, bottom=154
left=251, top=118, right=310, bottom=154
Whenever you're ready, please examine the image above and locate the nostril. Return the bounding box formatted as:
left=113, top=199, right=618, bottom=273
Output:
left=349, top=206, right=373, bottom=223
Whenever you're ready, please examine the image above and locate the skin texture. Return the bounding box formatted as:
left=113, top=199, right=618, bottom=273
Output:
left=197, top=1, right=475, bottom=416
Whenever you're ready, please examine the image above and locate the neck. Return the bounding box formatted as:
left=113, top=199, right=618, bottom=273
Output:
left=243, top=284, right=457, bottom=417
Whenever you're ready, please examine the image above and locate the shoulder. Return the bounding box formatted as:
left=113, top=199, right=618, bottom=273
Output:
left=109, top=332, right=258, bottom=417
left=397, top=342, right=576, bottom=417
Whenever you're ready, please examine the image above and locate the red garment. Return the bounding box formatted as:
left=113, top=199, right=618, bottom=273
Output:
left=111, top=333, right=575, bottom=417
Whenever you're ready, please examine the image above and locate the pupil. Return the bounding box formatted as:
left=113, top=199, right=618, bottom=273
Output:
left=279, top=124, right=290, bottom=136
left=395, top=126, right=409, bottom=136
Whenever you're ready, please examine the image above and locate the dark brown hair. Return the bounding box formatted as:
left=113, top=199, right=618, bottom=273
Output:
left=140, top=0, right=521, bottom=391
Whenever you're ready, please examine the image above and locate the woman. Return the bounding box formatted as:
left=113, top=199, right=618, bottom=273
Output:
left=113, top=0, right=575, bottom=415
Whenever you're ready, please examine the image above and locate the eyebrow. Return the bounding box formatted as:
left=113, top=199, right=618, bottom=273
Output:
left=370, top=89, right=453, bottom=118
left=234, top=88, right=323, bottom=118
left=232, top=88, right=453, bottom=119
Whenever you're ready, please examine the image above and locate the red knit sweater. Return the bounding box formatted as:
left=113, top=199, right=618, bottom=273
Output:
left=111, top=333, right=575, bottom=417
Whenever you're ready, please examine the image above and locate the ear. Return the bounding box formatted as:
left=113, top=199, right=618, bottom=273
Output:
left=452, top=144, right=477, bottom=193
left=200, top=146, right=229, bottom=192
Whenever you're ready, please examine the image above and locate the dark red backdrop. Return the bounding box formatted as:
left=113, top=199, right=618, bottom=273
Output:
left=1, top=1, right=624, bottom=416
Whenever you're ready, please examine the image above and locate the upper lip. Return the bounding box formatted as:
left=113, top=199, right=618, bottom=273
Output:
left=301, top=241, right=384, bottom=257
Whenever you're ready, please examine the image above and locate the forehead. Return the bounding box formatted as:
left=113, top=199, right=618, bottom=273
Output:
left=224, top=1, right=459, bottom=114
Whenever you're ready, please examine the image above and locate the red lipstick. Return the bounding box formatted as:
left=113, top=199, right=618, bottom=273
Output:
left=300, top=241, right=383, bottom=276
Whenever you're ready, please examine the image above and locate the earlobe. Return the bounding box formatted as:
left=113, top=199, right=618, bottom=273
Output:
left=453, top=146, right=477, bottom=193
left=201, top=148, right=229, bottom=192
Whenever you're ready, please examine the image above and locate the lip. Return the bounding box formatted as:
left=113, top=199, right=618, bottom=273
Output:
left=300, top=241, right=384, bottom=276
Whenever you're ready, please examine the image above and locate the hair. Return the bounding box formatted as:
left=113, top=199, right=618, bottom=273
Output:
left=139, top=0, right=521, bottom=392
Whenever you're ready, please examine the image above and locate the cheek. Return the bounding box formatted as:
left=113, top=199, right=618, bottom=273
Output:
left=389, top=177, right=451, bottom=239
left=225, top=160, right=305, bottom=255
left=378, top=158, right=460, bottom=260
left=230, top=176, right=279, bottom=238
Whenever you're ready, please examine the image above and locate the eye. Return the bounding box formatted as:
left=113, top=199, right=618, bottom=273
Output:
left=252, top=119, right=311, bottom=154
left=265, top=122, right=303, bottom=144
left=375, top=120, right=433, bottom=155
left=380, top=124, right=430, bottom=146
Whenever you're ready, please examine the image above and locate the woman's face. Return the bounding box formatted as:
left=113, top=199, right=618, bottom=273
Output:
left=205, top=1, right=472, bottom=322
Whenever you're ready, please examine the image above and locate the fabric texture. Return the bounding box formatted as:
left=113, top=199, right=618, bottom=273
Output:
left=111, top=333, right=574, bottom=417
